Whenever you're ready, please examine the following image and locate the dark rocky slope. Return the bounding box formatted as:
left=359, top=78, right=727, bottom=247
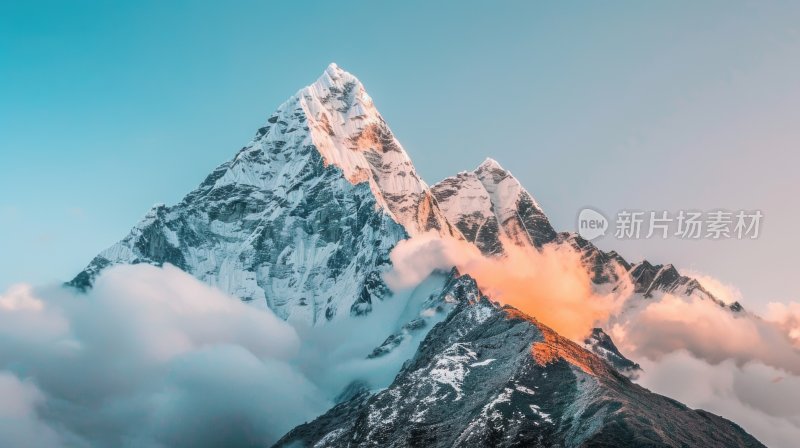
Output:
left=276, top=275, right=764, bottom=448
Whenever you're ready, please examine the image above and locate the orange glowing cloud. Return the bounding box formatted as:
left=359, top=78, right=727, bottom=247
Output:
left=386, top=232, right=627, bottom=341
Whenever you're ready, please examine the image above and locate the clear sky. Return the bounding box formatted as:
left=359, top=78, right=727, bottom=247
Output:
left=1, top=1, right=798, bottom=310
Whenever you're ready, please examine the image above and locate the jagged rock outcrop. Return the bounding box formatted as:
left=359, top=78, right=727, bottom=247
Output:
left=628, top=260, right=743, bottom=312
left=584, top=327, right=641, bottom=378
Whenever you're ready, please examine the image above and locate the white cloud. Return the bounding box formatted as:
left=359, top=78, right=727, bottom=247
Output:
left=636, top=352, right=800, bottom=448
left=764, top=301, right=800, bottom=347
left=608, top=290, right=800, bottom=448
left=0, top=373, right=65, bottom=448
left=0, top=264, right=328, bottom=447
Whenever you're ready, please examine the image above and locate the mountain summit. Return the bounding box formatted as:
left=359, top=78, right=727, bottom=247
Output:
left=432, top=158, right=557, bottom=255
left=70, top=64, right=459, bottom=324
left=296, top=63, right=457, bottom=236
left=71, top=64, right=764, bottom=447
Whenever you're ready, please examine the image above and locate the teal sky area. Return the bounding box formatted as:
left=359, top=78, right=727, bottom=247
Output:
left=2, top=1, right=799, bottom=308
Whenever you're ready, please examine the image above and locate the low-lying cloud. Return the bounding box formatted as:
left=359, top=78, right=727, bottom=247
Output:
left=4, top=233, right=800, bottom=447
left=609, top=293, right=800, bottom=448
left=0, top=262, right=451, bottom=447
left=765, top=301, right=800, bottom=348
left=635, top=352, right=800, bottom=448
left=0, top=264, right=328, bottom=447
left=610, top=293, right=800, bottom=374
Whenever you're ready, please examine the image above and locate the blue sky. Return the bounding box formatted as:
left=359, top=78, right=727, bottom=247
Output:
left=1, top=1, right=798, bottom=308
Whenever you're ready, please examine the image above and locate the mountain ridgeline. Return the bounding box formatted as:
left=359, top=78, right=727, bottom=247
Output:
left=71, top=64, right=763, bottom=447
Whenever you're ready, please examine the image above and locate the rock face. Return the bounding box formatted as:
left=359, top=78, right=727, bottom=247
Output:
left=556, top=232, right=631, bottom=284
left=583, top=327, right=641, bottom=378
left=72, top=64, right=763, bottom=446
left=276, top=274, right=764, bottom=448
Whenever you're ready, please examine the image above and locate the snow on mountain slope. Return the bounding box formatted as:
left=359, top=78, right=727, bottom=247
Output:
left=431, top=158, right=556, bottom=256
left=70, top=64, right=457, bottom=324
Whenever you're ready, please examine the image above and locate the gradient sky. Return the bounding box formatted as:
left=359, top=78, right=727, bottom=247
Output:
left=1, top=1, right=798, bottom=310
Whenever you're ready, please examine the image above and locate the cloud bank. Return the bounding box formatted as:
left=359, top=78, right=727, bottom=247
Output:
left=3, top=233, right=799, bottom=447
left=609, top=293, right=800, bottom=448
left=0, top=263, right=453, bottom=447
left=0, top=264, right=328, bottom=448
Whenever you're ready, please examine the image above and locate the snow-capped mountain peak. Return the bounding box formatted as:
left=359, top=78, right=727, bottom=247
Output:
left=473, top=157, right=542, bottom=213
left=477, top=156, right=503, bottom=171
left=70, top=64, right=458, bottom=324
left=432, top=159, right=556, bottom=255
left=70, top=64, right=765, bottom=447
left=295, top=63, right=457, bottom=237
